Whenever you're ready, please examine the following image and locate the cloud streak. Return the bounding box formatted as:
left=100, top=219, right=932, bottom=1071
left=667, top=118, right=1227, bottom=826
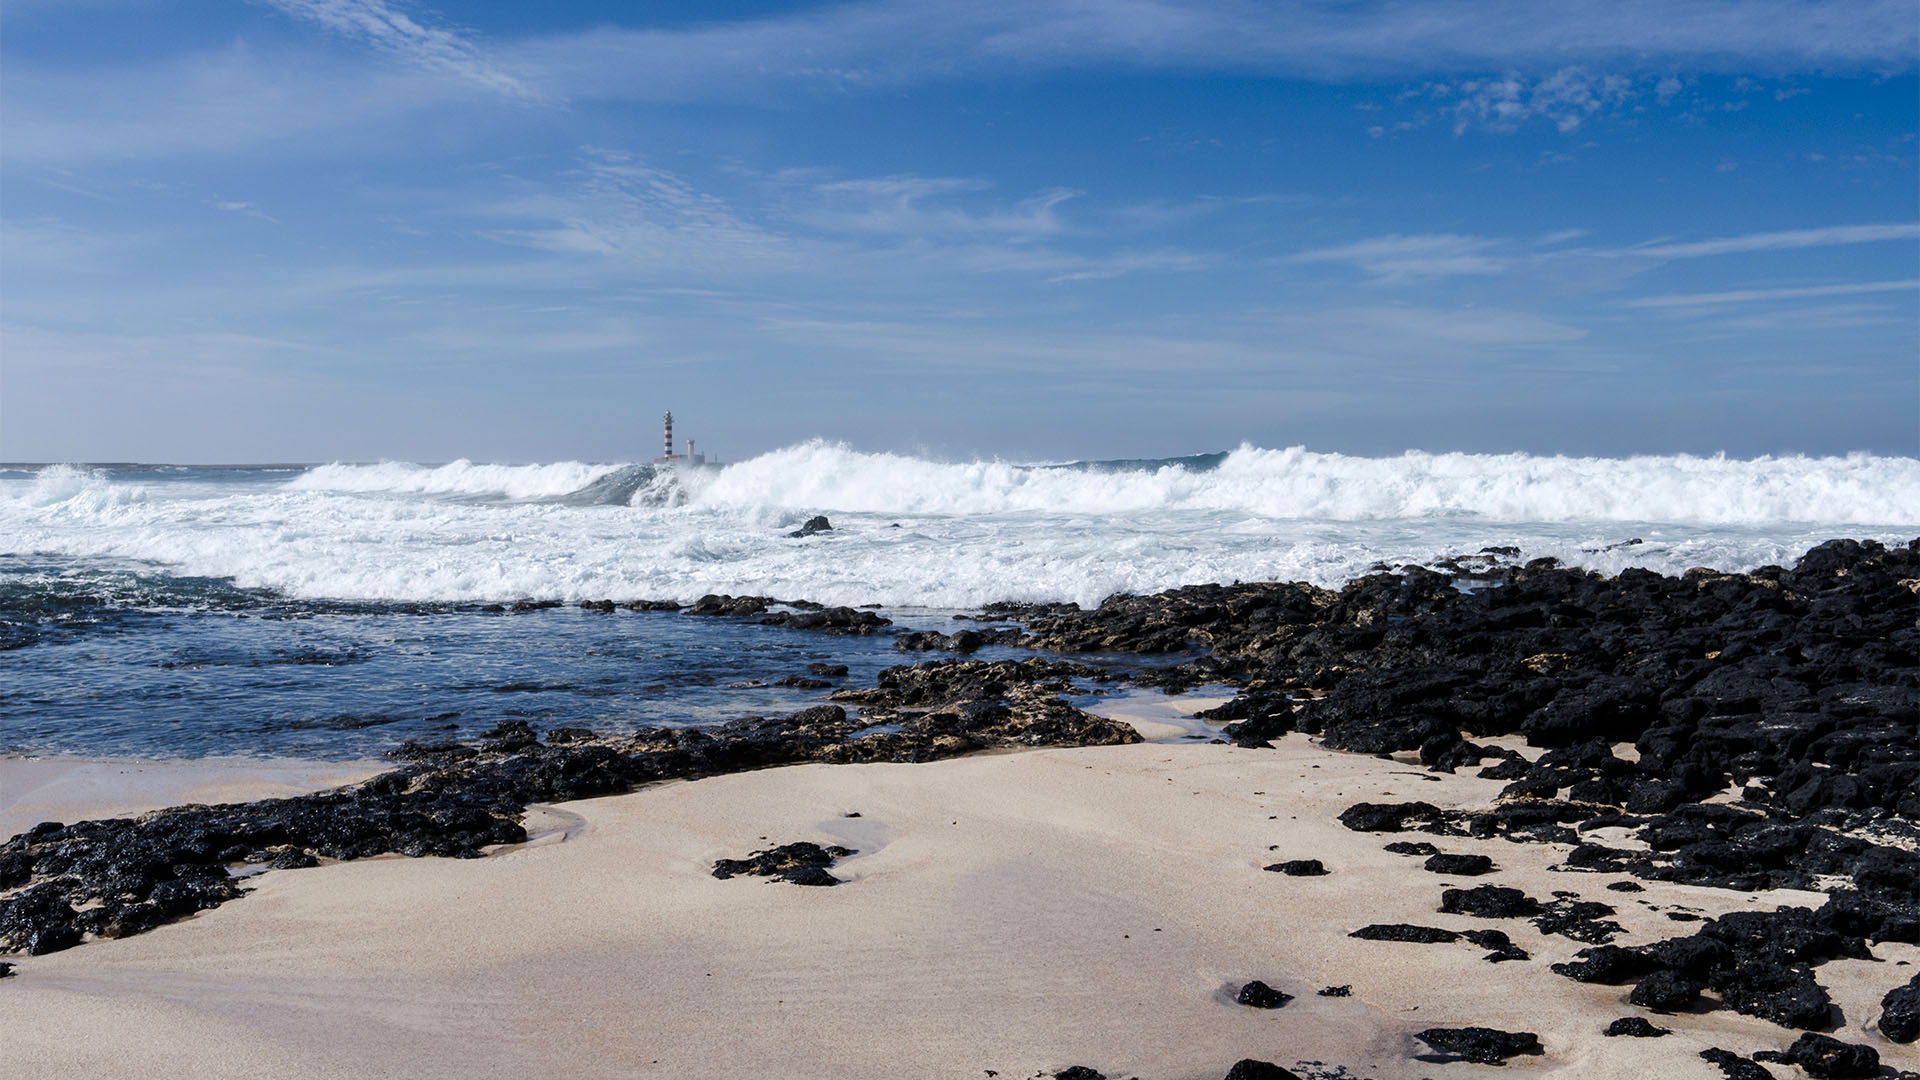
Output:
left=1622, top=223, right=1920, bottom=259
left=510, top=0, right=1919, bottom=105
left=258, top=0, right=535, bottom=99
left=1621, top=279, right=1920, bottom=308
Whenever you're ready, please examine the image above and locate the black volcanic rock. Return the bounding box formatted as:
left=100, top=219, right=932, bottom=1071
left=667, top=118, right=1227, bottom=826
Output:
left=1338, top=801, right=1444, bottom=833
left=1264, top=859, right=1327, bottom=876
left=1883, top=972, right=1920, bottom=1043
left=1700, top=1048, right=1775, bottom=1080
left=1235, top=980, right=1292, bottom=1008
left=1423, top=853, right=1494, bottom=876
left=786, top=515, right=833, bottom=538
left=1604, top=1017, right=1669, bottom=1037
left=1349, top=923, right=1460, bottom=944
left=711, top=841, right=854, bottom=886
left=1222, top=1062, right=1301, bottom=1080
left=1754, top=1033, right=1879, bottom=1079
left=1440, top=884, right=1542, bottom=918
left=1415, top=1026, right=1542, bottom=1065
left=1628, top=969, right=1703, bottom=1012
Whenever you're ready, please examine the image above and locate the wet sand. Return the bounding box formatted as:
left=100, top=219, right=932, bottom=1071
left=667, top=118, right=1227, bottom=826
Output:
left=2, top=707, right=1913, bottom=1079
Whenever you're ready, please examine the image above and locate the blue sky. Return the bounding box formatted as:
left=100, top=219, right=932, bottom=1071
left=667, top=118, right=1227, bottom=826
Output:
left=1, top=0, right=1915, bottom=463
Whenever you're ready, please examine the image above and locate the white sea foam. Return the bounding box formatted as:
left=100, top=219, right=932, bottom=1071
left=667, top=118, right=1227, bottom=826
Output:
left=687, top=441, right=1919, bottom=524
left=289, top=459, right=621, bottom=501
left=2, top=448, right=1915, bottom=609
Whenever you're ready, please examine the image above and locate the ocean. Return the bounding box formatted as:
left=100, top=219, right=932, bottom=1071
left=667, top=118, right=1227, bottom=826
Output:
left=4, top=442, right=1916, bottom=761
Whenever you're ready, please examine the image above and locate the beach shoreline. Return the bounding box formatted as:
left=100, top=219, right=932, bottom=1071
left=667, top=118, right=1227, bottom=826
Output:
left=4, top=541, right=1916, bottom=1079
left=3, top=723, right=1910, bottom=1079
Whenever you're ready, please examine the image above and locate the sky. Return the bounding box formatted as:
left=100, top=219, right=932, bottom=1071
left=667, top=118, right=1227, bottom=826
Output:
left=1, top=0, right=1916, bottom=464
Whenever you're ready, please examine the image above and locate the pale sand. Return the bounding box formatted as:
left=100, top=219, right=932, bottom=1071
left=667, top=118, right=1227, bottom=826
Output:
left=0, top=757, right=385, bottom=842
left=3, top=713, right=1915, bottom=1079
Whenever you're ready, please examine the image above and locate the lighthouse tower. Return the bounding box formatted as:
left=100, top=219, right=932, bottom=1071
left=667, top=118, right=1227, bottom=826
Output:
left=654, top=411, right=711, bottom=465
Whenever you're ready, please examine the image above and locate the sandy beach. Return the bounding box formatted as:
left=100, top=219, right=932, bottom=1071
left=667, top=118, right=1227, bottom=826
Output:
left=5, top=697, right=1911, bottom=1080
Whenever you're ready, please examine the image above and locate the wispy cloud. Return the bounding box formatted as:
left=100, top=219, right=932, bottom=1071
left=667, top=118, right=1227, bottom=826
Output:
left=258, top=0, right=535, bottom=100
left=512, top=0, right=1919, bottom=106
left=1620, top=223, right=1920, bottom=259
left=208, top=198, right=279, bottom=223
left=796, top=176, right=1078, bottom=237
left=1621, top=279, right=1920, bottom=308
left=1285, top=234, right=1511, bottom=279
left=481, top=151, right=791, bottom=270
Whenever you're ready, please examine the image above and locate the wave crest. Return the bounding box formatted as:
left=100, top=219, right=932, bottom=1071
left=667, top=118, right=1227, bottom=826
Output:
left=689, top=442, right=1919, bottom=525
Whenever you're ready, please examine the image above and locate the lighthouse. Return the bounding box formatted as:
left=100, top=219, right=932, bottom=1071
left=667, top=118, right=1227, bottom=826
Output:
left=654, top=412, right=711, bottom=466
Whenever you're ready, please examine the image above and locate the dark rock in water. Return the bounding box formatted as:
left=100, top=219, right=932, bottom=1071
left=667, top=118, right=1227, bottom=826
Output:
left=760, top=606, right=891, bottom=635
left=1414, top=1026, right=1543, bottom=1065
left=787, top=515, right=833, bottom=538
left=1338, top=801, right=1444, bottom=833
left=774, top=675, right=833, bottom=689
left=1882, top=972, right=1920, bottom=1042
left=1604, top=1017, right=1669, bottom=1037
left=1753, top=1033, right=1879, bottom=1079
left=1235, top=979, right=1292, bottom=1008
left=1628, top=969, right=1704, bottom=1012
left=1700, top=1048, right=1776, bottom=1080
left=1440, top=884, right=1542, bottom=918
left=1054, top=1069, right=1105, bottom=1080
left=1423, top=853, right=1494, bottom=876
left=1222, top=1061, right=1301, bottom=1080
left=711, top=842, right=855, bottom=886
left=1317, top=985, right=1351, bottom=997
left=685, top=593, right=774, bottom=616
left=806, top=663, right=849, bottom=677
left=1265, top=859, right=1327, bottom=876
left=894, top=628, right=1022, bottom=653
left=1350, top=923, right=1460, bottom=944
left=1383, top=841, right=1440, bottom=857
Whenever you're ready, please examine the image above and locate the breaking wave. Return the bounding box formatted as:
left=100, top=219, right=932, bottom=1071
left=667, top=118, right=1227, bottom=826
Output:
left=2, top=446, right=1914, bottom=609
left=688, top=442, right=1919, bottom=525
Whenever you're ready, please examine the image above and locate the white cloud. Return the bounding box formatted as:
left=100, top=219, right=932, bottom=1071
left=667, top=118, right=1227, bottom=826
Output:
left=1286, top=234, right=1510, bottom=279
left=1622, top=223, right=1920, bottom=259
left=258, top=0, right=534, bottom=100
left=798, top=176, right=1077, bottom=236
left=1621, top=279, right=1920, bottom=308
left=1446, top=68, right=1635, bottom=134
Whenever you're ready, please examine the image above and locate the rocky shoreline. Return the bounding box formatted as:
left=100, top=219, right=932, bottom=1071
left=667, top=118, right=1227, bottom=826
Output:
left=3, top=537, right=1916, bottom=1077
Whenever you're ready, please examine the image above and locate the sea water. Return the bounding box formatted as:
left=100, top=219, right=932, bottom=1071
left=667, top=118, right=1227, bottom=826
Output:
left=3, top=444, right=1915, bottom=760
